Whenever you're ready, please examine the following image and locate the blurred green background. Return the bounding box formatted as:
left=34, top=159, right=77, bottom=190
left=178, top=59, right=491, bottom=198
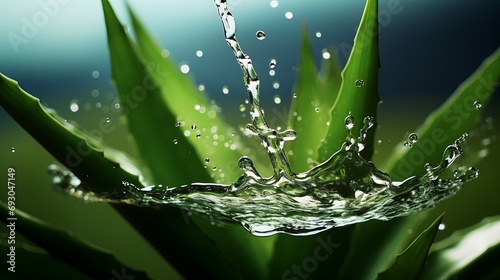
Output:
left=1, top=0, right=499, bottom=279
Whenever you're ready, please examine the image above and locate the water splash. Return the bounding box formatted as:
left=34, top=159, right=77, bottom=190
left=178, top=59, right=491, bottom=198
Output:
left=50, top=0, right=480, bottom=236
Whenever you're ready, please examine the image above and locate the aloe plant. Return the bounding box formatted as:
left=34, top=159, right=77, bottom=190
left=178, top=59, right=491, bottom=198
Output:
left=1, top=0, right=499, bottom=279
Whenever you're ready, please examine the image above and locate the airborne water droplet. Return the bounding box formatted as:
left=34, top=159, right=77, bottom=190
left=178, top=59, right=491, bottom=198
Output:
left=69, top=100, right=79, bottom=112
left=285, top=12, right=293, bottom=19
left=473, top=101, right=482, bottom=110
left=11, top=147, right=15, bottom=153
left=105, top=118, right=110, bottom=123
left=355, top=79, right=365, bottom=88
left=315, top=32, right=322, bottom=38
left=315, top=108, right=320, bottom=112
left=256, top=30, right=266, bottom=40
left=205, top=158, right=210, bottom=163
left=269, top=59, right=277, bottom=68
left=173, top=139, right=178, bottom=145
left=196, top=50, right=204, bottom=57
left=239, top=104, right=246, bottom=112
left=273, top=95, right=281, bottom=104
left=191, top=124, right=197, bottom=129
left=175, top=122, right=182, bottom=127
left=270, top=0, right=279, bottom=8
left=91, top=71, right=99, bottom=79
left=345, top=115, right=355, bottom=130
left=222, top=86, right=230, bottom=94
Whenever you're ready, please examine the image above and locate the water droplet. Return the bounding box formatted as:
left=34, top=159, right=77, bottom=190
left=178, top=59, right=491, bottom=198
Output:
left=69, top=100, right=79, bottom=112
left=205, top=158, right=210, bottom=163
left=269, top=69, right=276, bottom=76
left=196, top=50, right=204, bottom=57
left=285, top=11, right=293, bottom=19
left=180, top=64, right=190, bottom=74
left=222, top=86, right=230, bottom=94
left=161, top=49, right=170, bottom=58
left=239, top=104, right=246, bottom=112
left=196, top=134, right=201, bottom=138
left=91, top=89, right=99, bottom=97
left=315, top=108, right=320, bottom=112
left=377, top=140, right=382, bottom=145
left=191, top=124, right=197, bottom=129
left=345, top=115, right=355, bottom=130
left=105, top=118, right=110, bottom=123
left=273, top=82, right=280, bottom=89
left=270, top=0, right=279, bottom=8
left=212, top=166, right=217, bottom=171
left=322, top=50, right=331, bottom=59
left=463, top=167, right=479, bottom=181
left=315, top=32, right=322, bottom=38
left=273, top=95, right=281, bottom=104
left=355, top=79, right=365, bottom=88
left=269, top=59, right=277, bottom=68
left=173, top=139, right=178, bottom=145
left=293, top=93, right=297, bottom=98
left=175, top=122, right=182, bottom=127
left=438, top=223, right=446, bottom=230
left=11, top=147, right=15, bottom=153
left=473, top=101, right=482, bottom=110
left=408, top=133, right=418, bottom=143
left=256, top=30, right=266, bottom=40
left=91, top=70, right=99, bottom=78
left=198, top=84, right=205, bottom=91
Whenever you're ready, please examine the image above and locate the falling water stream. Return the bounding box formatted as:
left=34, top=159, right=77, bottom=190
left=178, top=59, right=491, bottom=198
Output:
left=49, top=0, right=479, bottom=236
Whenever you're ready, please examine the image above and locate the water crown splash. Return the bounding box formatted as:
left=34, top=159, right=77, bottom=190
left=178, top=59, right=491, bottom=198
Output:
left=51, top=0, right=479, bottom=236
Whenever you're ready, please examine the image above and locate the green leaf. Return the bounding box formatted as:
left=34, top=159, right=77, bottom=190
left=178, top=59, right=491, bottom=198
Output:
left=287, top=25, right=340, bottom=172
left=377, top=213, right=444, bottom=280
left=317, top=0, right=380, bottom=162
left=382, top=46, right=500, bottom=180
left=102, top=0, right=210, bottom=186
left=267, top=226, right=354, bottom=280
left=0, top=201, right=150, bottom=279
left=0, top=72, right=144, bottom=194
left=0, top=242, right=90, bottom=280
left=127, top=5, right=244, bottom=184
left=420, top=215, right=500, bottom=279
left=336, top=217, right=425, bottom=280
left=123, top=4, right=275, bottom=279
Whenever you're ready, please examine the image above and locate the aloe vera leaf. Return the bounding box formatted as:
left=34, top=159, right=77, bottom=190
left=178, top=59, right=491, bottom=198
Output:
left=287, top=25, right=333, bottom=172
left=317, top=0, right=380, bottom=162
left=339, top=46, right=500, bottom=280
left=382, top=47, right=500, bottom=180
left=0, top=73, right=143, bottom=194
left=0, top=201, right=150, bottom=279
left=102, top=0, right=210, bottom=186
left=420, top=215, right=500, bottom=279
left=0, top=70, right=239, bottom=279
left=0, top=242, right=90, bottom=279
left=376, top=214, right=444, bottom=280
left=126, top=6, right=274, bottom=279
left=127, top=5, right=244, bottom=184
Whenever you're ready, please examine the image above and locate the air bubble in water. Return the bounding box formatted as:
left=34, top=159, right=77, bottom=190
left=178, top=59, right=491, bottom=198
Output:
left=473, top=101, right=482, bottom=110
left=69, top=100, right=79, bottom=112
left=273, top=95, right=281, bottom=104
left=355, top=79, right=365, bottom=88
left=256, top=30, right=266, bottom=40
left=269, top=59, right=277, bottom=68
